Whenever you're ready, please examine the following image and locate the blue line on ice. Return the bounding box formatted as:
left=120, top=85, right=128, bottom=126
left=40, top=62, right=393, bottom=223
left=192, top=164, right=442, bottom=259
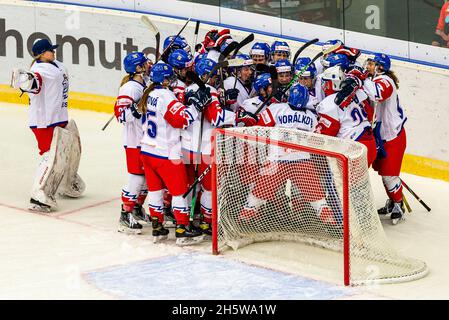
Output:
left=84, top=252, right=355, bottom=299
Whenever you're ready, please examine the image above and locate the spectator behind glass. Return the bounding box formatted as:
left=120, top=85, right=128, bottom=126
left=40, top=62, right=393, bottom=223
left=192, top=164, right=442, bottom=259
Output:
left=432, top=1, right=449, bottom=47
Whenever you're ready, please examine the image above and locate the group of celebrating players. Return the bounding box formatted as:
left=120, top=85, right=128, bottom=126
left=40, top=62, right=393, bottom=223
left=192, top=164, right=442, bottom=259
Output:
left=17, top=27, right=408, bottom=246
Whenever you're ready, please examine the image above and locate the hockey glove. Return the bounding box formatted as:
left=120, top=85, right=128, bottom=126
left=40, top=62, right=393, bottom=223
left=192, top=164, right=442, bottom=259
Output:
left=236, top=107, right=258, bottom=127
left=346, top=65, right=370, bottom=82
left=224, top=88, right=239, bottom=105
left=334, top=76, right=360, bottom=108
left=187, top=87, right=212, bottom=112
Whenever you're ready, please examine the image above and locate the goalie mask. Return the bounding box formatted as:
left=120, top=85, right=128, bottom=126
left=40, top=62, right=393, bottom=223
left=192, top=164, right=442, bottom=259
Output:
left=321, top=65, right=346, bottom=96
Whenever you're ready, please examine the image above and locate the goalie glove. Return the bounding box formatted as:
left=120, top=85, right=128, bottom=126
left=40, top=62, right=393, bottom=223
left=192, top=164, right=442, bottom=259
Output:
left=235, top=107, right=258, bottom=127
left=11, top=68, right=41, bottom=95
left=187, top=87, right=212, bottom=112
left=334, top=76, right=360, bottom=108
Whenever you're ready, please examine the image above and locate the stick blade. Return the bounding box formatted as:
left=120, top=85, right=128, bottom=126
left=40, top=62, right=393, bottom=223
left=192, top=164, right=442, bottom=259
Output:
left=141, top=15, right=160, bottom=36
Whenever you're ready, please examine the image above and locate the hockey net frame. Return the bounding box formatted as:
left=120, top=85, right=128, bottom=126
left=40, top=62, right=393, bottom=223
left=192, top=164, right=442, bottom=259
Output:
left=211, top=127, right=428, bottom=286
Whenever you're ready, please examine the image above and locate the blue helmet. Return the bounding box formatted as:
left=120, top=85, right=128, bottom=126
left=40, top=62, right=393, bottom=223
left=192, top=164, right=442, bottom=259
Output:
left=168, top=49, right=194, bottom=69
left=271, top=41, right=290, bottom=57
left=322, top=39, right=343, bottom=53
left=288, top=83, right=309, bottom=110
left=163, top=35, right=191, bottom=53
left=149, top=62, right=174, bottom=83
left=195, top=58, right=217, bottom=77
left=194, top=52, right=206, bottom=65
left=123, top=52, right=148, bottom=74
left=295, top=57, right=317, bottom=78
left=368, top=52, right=391, bottom=72
left=274, top=59, right=292, bottom=74
left=253, top=73, right=272, bottom=93
left=323, top=53, right=350, bottom=70
left=250, top=42, right=271, bottom=60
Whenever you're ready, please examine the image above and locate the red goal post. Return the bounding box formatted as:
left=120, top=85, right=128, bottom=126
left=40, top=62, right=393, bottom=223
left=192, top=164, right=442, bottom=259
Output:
left=211, top=127, right=428, bottom=286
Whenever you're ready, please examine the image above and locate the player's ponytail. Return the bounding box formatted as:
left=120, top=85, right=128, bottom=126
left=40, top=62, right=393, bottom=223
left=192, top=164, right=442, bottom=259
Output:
left=137, top=82, right=157, bottom=115
left=385, top=70, right=399, bottom=89
left=120, top=74, right=132, bottom=87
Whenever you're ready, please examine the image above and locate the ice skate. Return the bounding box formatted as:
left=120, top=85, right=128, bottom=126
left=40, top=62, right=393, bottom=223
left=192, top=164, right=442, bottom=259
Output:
left=132, top=203, right=151, bottom=225
left=378, top=199, right=394, bottom=215
left=152, top=217, right=169, bottom=243
left=118, top=209, right=142, bottom=235
left=197, top=221, right=212, bottom=238
left=28, top=198, right=52, bottom=214
left=391, top=201, right=405, bottom=225
left=175, top=224, right=204, bottom=246
left=162, top=206, right=177, bottom=228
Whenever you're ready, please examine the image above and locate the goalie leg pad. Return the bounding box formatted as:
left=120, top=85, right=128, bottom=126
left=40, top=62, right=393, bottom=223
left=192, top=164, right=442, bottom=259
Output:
left=58, top=120, right=85, bottom=198
left=30, top=127, right=73, bottom=209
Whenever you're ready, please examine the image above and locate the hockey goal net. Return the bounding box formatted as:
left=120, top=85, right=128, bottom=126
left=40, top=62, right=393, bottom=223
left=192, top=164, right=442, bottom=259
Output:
left=211, top=127, right=428, bottom=286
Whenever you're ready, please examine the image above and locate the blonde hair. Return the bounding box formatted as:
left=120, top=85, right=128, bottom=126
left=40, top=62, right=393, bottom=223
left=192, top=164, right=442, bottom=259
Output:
left=120, top=74, right=132, bottom=87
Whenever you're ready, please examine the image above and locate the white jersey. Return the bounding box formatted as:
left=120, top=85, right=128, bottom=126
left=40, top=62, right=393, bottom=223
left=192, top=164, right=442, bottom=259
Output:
left=172, top=78, right=187, bottom=104
left=316, top=90, right=371, bottom=141
left=28, top=60, right=69, bottom=128
left=182, top=84, right=236, bottom=156
left=258, top=102, right=318, bottom=161
left=241, top=95, right=265, bottom=114
left=223, top=76, right=254, bottom=112
left=114, top=79, right=146, bottom=148
left=363, top=75, right=407, bottom=141
left=140, top=87, right=199, bottom=160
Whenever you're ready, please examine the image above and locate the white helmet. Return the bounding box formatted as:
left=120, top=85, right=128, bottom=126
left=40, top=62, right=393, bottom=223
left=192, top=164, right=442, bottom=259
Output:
left=321, top=65, right=346, bottom=95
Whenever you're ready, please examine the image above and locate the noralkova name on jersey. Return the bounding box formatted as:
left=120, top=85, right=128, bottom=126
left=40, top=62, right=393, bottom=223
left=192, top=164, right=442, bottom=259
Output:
left=277, top=113, right=314, bottom=128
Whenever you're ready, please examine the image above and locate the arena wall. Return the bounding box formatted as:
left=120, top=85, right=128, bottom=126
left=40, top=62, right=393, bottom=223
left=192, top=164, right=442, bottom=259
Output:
left=0, top=0, right=448, bottom=182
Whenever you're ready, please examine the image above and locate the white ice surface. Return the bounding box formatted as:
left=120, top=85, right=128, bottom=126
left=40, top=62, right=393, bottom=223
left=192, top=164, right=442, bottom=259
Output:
left=0, top=103, right=448, bottom=300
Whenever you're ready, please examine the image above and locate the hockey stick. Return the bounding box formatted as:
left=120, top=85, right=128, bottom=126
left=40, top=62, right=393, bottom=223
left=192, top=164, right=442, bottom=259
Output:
left=194, top=20, right=200, bottom=48
left=401, top=178, right=431, bottom=212
left=102, top=16, right=160, bottom=132
left=403, top=194, right=412, bottom=213
left=292, top=38, right=319, bottom=65
left=159, top=17, right=192, bottom=62
left=183, top=44, right=342, bottom=195
left=141, top=15, right=160, bottom=61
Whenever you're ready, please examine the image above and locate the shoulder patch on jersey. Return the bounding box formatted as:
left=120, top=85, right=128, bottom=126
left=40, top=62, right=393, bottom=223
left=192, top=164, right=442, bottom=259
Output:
left=168, top=101, right=183, bottom=115
left=319, top=117, right=332, bottom=128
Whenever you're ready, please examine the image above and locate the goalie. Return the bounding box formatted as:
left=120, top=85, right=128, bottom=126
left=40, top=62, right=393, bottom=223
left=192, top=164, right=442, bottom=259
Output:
left=11, top=39, right=85, bottom=213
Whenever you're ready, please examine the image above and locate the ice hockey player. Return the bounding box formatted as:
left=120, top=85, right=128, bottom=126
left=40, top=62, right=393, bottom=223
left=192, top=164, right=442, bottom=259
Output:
left=238, top=84, right=337, bottom=226
left=183, top=57, right=239, bottom=236
left=240, top=72, right=273, bottom=115
left=363, top=53, right=408, bottom=224
left=249, top=42, right=271, bottom=66
left=167, top=49, right=195, bottom=104
left=114, top=52, right=153, bottom=234
left=270, top=40, right=291, bottom=63
left=273, top=59, right=293, bottom=102
left=137, top=62, right=212, bottom=244
left=12, top=39, right=85, bottom=213
left=315, top=66, right=377, bottom=167
left=223, top=54, right=254, bottom=111
left=294, top=57, right=323, bottom=109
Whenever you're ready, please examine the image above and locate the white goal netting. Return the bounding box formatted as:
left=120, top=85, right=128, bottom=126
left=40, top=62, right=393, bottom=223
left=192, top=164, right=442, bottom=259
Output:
left=212, top=127, right=428, bottom=286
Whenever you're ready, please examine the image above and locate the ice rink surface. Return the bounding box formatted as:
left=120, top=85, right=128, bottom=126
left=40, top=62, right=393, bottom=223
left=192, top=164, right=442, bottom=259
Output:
left=1, top=102, right=448, bottom=300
